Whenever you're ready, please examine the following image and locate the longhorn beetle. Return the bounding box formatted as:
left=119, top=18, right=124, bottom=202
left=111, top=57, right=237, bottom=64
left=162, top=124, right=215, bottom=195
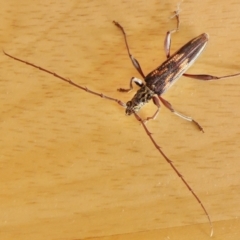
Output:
left=4, top=11, right=240, bottom=236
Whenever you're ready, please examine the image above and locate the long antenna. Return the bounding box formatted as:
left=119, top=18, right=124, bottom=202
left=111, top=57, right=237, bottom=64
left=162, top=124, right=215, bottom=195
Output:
left=134, top=112, right=213, bottom=237
left=3, top=50, right=212, bottom=236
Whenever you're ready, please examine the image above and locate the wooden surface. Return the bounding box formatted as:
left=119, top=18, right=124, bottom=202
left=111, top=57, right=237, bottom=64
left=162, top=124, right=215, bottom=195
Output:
left=1, top=1, right=240, bottom=239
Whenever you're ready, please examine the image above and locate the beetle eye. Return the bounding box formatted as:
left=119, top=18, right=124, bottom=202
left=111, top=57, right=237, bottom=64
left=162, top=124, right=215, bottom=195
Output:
left=126, top=101, right=132, bottom=107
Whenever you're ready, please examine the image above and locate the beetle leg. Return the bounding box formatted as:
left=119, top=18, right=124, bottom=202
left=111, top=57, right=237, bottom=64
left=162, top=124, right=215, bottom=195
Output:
left=164, top=10, right=180, bottom=58
left=113, top=21, right=145, bottom=79
left=183, top=72, right=240, bottom=80
left=159, top=96, right=204, bottom=132
left=143, top=95, right=161, bottom=122
left=118, top=77, right=144, bottom=92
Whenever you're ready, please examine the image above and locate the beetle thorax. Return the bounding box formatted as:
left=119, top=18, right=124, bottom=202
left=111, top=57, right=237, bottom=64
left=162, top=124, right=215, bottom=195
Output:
left=125, top=85, right=155, bottom=115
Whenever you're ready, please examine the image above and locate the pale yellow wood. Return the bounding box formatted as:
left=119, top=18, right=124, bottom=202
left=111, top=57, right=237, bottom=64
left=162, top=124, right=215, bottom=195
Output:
left=1, top=1, right=240, bottom=239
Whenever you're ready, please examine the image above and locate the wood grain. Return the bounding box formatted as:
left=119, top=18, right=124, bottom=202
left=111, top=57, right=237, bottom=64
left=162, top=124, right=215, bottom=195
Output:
left=1, top=1, right=240, bottom=239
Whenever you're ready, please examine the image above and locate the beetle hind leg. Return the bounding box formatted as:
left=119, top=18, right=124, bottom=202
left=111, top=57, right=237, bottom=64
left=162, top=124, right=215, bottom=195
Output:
left=183, top=72, right=240, bottom=80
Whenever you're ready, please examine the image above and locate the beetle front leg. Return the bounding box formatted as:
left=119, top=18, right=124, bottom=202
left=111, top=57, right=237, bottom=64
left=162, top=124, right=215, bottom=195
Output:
left=118, top=77, right=144, bottom=92
left=113, top=21, right=145, bottom=79
left=143, top=95, right=161, bottom=122
left=159, top=96, right=204, bottom=132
